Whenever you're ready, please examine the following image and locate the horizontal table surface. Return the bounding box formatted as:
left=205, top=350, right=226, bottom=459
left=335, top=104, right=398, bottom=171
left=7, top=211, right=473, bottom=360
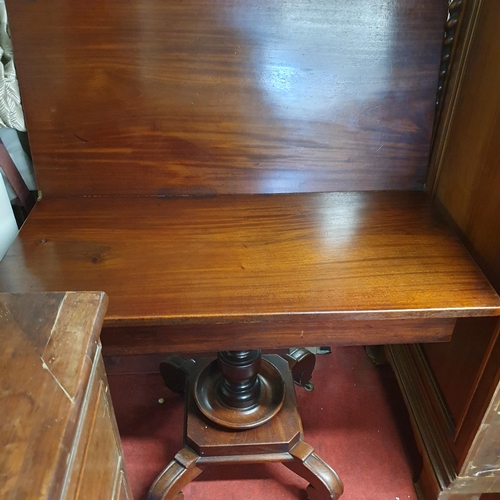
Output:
left=1, top=191, right=499, bottom=326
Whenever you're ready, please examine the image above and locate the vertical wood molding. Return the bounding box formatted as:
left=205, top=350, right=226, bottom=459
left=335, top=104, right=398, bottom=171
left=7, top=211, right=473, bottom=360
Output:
left=411, top=0, right=500, bottom=495
left=388, top=333, right=500, bottom=499
left=426, top=0, right=483, bottom=194
left=386, top=345, right=457, bottom=494
left=426, top=0, right=500, bottom=467
left=434, top=0, right=464, bottom=112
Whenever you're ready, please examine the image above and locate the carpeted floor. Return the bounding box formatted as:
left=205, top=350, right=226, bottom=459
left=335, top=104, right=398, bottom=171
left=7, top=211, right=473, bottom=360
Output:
left=107, top=346, right=421, bottom=500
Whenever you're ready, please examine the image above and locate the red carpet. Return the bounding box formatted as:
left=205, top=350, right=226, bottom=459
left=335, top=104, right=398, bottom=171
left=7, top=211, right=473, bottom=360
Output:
left=107, top=347, right=421, bottom=500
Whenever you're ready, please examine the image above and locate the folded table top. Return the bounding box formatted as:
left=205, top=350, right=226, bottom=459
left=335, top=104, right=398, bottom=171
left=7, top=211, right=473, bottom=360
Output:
left=1, top=192, right=499, bottom=329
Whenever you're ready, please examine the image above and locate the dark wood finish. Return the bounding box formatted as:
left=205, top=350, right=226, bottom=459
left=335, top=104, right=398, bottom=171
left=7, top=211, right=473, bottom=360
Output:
left=194, top=355, right=285, bottom=429
left=423, top=317, right=499, bottom=436
left=430, top=0, right=500, bottom=474
left=0, top=292, right=132, bottom=500
left=1, top=192, right=498, bottom=331
left=427, top=0, right=500, bottom=459
left=427, top=0, right=485, bottom=195
left=284, top=441, right=344, bottom=500
left=364, top=345, right=388, bottom=366
left=160, top=356, right=196, bottom=395
left=386, top=345, right=456, bottom=497
left=3, top=1, right=500, bottom=498
left=433, top=0, right=464, bottom=115
left=148, top=447, right=203, bottom=500
left=100, top=318, right=458, bottom=356
left=216, top=350, right=262, bottom=410
left=150, top=355, right=342, bottom=500
left=389, top=2, right=500, bottom=498
left=6, top=0, right=446, bottom=196
left=284, top=348, right=316, bottom=388
left=432, top=5, right=500, bottom=294
left=187, top=357, right=299, bottom=456
left=387, top=343, right=500, bottom=500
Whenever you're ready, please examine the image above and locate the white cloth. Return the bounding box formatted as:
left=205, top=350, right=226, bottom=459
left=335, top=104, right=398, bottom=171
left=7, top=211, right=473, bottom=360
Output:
left=0, top=0, right=25, bottom=131
left=0, top=172, right=17, bottom=260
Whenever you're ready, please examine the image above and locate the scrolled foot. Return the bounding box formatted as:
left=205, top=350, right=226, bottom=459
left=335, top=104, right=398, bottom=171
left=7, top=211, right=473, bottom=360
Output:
left=148, top=447, right=202, bottom=500
left=284, top=441, right=343, bottom=500
left=284, top=348, right=316, bottom=389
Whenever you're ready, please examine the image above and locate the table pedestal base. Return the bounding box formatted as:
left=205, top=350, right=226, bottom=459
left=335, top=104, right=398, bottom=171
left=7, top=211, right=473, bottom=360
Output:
left=149, top=354, right=343, bottom=500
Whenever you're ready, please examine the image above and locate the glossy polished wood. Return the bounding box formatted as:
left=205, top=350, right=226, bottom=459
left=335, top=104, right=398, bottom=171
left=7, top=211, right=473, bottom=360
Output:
left=187, top=357, right=296, bottom=453
left=99, top=318, right=458, bottom=357
left=1, top=192, right=498, bottom=330
left=150, top=355, right=343, bottom=500
left=216, top=350, right=263, bottom=411
left=433, top=2, right=500, bottom=293
left=284, top=348, right=316, bottom=388
left=7, top=0, right=446, bottom=196
left=392, top=2, right=500, bottom=498
left=429, top=0, right=500, bottom=454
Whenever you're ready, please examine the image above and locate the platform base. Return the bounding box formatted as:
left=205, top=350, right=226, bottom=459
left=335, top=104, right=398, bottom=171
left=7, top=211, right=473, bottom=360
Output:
left=149, top=355, right=343, bottom=500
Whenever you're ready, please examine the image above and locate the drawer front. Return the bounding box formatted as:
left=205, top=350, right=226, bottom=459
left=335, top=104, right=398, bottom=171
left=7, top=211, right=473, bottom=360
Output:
left=62, top=348, right=131, bottom=500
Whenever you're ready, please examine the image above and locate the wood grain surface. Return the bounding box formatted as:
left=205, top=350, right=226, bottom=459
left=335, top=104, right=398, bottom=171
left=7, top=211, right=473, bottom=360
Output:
left=423, top=0, right=500, bottom=469
left=0, top=292, right=108, bottom=500
left=6, top=0, right=447, bottom=196
left=433, top=0, right=500, bottom=293
left=72, top=368, right=122, bottom=500
left=99, top=318, right=457, bottom=356
left=1, top=192, right=498, bottom=330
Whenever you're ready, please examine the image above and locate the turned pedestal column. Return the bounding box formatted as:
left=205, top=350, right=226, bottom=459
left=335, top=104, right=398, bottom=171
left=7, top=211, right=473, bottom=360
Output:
left=149, top=350, right=343, bottom=500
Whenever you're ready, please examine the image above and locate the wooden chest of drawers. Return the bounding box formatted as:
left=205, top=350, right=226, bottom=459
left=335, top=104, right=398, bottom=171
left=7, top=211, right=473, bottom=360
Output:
left=0, top=292, right=132, bottom=500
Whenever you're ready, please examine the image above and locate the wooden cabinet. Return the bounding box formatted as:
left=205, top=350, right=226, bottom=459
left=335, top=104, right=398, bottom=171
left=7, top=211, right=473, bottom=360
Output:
left=0, top=292, right=132, bottom=500
left=0, top=1, right=499, bottom=498
left=388, top=1, right=500, bottom=498
left=66, top=356, right=132, bottom=500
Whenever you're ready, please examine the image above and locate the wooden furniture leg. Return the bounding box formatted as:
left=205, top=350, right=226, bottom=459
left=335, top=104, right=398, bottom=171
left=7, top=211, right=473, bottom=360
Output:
left=148, top=447, right=203, bottom=500
left=285, top=441, right=343, bottom=500
left=364, top=345, right=388, bottom=366
left=160, top=355, right=196, bottom=395
left=284, top=348, right=316, bottom=390
left=152, top=354, right=343, bottom=500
